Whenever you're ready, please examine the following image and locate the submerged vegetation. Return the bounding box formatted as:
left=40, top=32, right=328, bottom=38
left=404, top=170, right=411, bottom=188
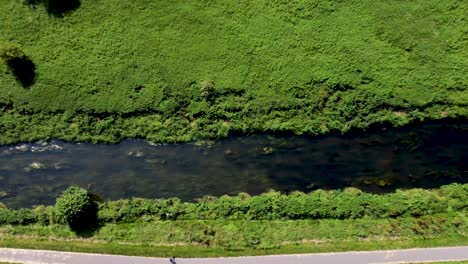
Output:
left=0, top=0, right=467, bottom=144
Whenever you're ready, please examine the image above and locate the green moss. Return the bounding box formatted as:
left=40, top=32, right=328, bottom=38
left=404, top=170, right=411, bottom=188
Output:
left=1, top=0, right=467, bottom=143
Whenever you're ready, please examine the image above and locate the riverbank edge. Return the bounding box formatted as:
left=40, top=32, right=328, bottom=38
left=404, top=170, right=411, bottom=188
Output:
left=0, top=185, right=466, bottom=257
left=0, top=108, right=466, bottom=145
left=0, top=234, right=467, bottom=258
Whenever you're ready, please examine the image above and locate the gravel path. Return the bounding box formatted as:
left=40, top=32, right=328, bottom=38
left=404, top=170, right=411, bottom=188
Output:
left=1, top=246, right=467, bottom=264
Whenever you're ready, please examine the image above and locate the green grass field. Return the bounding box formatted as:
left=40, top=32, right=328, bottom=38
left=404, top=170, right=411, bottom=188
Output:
left=1, top=0, right=467, bottom=144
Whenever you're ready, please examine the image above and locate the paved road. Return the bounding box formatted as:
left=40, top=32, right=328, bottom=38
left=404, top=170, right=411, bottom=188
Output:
left=1, top=246, right=468, bottom=264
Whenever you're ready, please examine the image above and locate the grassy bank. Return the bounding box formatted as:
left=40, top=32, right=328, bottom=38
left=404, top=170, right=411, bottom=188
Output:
left=1, top=184, right=467, bottom=257
left=1, top=236, right=467, bottom=258
left=0, top=214, right=467, bottom=257
left=1, top=0, right=467, bottom=144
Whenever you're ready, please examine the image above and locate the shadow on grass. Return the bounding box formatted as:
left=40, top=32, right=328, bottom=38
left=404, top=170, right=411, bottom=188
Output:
left=24, top=0, right=81, bottom=17
left=72, top=224, right=101, bottom=238
left=69, top=191, right=102, bottom=238
left=44, top=0, right=81, bottom=17
left=6, top=56, right=37, bottom=88
left=23, top=0, right=42, bottom=5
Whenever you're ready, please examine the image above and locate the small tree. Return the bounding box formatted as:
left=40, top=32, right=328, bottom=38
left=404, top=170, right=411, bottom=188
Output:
left=54, top=186, right=98, bottom=231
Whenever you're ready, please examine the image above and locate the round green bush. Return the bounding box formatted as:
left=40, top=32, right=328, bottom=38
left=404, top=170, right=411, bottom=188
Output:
left=54, top=186, right=98, bottom=231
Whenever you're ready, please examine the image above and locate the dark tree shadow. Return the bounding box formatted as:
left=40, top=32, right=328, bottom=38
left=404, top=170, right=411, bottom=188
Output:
left=70, top=192, right=102, bottom=237
left=6, top=56, right=37, bottom=88
left=23, top=0, right=42, bottom=5
left=44, top=0, right=81, bottom=17
left=73, top=224, right=101, bottom=238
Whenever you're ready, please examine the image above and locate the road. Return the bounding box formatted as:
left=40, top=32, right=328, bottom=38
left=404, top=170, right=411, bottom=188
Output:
left=1, top=246, right=468, bottom=264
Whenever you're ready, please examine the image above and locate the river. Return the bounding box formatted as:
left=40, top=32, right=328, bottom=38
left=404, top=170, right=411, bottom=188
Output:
left=0, top=121, right=466, bottom=208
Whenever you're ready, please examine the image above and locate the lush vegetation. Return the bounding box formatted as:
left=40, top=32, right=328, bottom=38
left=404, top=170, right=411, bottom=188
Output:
left=0, top=0, right=467, bottom=144
left=98, top=183, right=467, bottom=222
left=1, top=0, right=467, bottom=258
left=0, top=184, right=466, bottom=256
left=0, top=216, right=466, bottom=257
left=1, top=184, right=466, bottom=225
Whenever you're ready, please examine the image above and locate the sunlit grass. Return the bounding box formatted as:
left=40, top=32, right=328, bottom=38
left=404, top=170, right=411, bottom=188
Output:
left=0, top=235, right=466, bottom=258
left=1, top=212, right=466, bottom=257
left=0, top=0, right=466, bottom=144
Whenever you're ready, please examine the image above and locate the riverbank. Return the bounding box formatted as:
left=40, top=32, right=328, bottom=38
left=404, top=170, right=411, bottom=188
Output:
left=1, top=122, right=466, bottom=208
left=1, top=0, right=467, bottom=144
left=0, top=184, right=467, bottom=257
left=0, top=216, right=467, bottom=258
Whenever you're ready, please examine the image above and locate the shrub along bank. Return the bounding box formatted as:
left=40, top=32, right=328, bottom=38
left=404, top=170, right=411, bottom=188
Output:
left=0, top=184, right=466, bottom=225
left=0, top=184, right=467, bottom=254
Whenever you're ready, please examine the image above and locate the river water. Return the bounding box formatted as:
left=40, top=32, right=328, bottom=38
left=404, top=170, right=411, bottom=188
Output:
left=0, top=122, right=466, bottom=208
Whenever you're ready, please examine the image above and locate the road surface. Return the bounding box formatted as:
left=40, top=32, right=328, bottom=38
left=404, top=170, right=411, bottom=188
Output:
left=1, top=246, right=468, bottom=264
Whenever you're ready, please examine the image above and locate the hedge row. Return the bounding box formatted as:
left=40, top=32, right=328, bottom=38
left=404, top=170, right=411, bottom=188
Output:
left=1, top=184, right=466, bottom=226
left=97, top=184, right=467, bottom=222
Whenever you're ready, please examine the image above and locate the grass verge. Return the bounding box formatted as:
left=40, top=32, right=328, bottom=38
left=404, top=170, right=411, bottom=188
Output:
left=0, top=213, right=466, bottom=257
left=0, top=235, right=466, bottom=258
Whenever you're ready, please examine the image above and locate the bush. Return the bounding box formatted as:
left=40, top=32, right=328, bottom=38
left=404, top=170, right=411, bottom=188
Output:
left=4, top=184, right=467, bottom=227
left=33, top=205, right=54, bottom=225
left=98, top=184, right=466, bottom=222
left=0, top=203, right=39, bottom=226
left=0, top=209, right=37, bottom=225
left=98, top=197, right=185, bottom=223
left=439, top=183, right=468, bottom=211
left=54, top=186, right=98, bottom=231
